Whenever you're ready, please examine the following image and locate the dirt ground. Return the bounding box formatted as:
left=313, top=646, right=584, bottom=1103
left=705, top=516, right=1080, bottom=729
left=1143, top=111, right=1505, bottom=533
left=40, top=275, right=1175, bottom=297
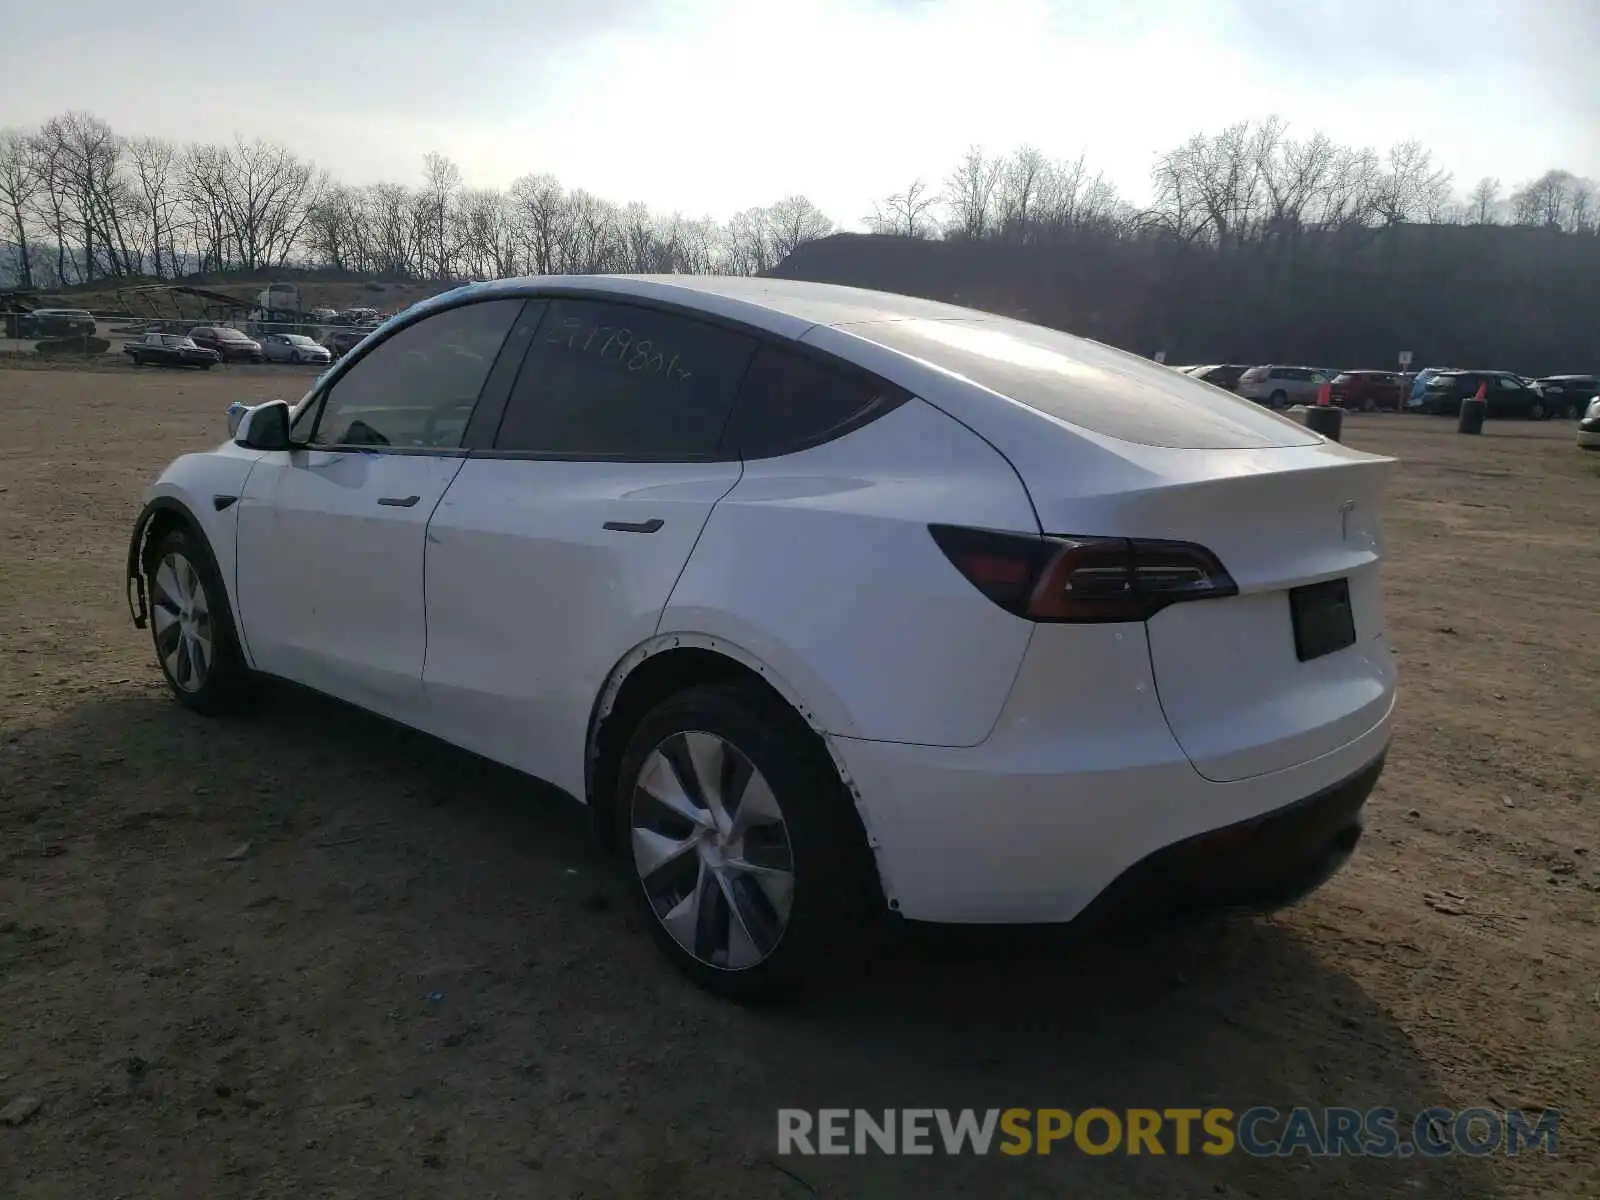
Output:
left=0, top=368, right=1595, bottom=1199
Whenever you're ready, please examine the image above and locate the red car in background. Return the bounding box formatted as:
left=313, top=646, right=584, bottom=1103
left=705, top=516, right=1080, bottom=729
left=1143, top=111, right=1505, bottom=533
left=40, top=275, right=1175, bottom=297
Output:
left=1329, top=370, right=1404, bottom=411
left=188, top=325, right=263, bottom=363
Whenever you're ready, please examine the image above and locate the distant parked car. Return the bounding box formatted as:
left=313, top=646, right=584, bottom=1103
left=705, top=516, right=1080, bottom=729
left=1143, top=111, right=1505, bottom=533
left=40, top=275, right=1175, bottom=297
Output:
left=1407, top=367, right=1464, bottom=409
left=124, top=333, right=220, bottom=369
left=1185, top=364, right=1253, bottom=391
left=1418, top=371, right=1550, bottom=419
left=320, top=329, right=369, bottom=359
left=1235, top=366, right=1331, bottom=409
left=1577, top=397, right=1600, bottom=449
left=1330, top=371, right=1404, bottom=412
left=24, top=308, right=97, bottom=338
left=189, top=326, right=263, bottom=363
left=261, top=333, right=333, bottom=365
left=1534, top=376, right=1599, bottom=420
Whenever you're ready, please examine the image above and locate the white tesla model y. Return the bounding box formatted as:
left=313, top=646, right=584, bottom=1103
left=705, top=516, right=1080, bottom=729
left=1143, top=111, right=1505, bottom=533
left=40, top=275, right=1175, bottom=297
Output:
left=126, top=276, right=1397, bottom=1000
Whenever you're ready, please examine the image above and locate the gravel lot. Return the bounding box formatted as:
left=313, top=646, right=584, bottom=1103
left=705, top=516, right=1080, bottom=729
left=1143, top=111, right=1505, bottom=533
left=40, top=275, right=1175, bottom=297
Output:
left=1, top=366, right=1596, bottom=1199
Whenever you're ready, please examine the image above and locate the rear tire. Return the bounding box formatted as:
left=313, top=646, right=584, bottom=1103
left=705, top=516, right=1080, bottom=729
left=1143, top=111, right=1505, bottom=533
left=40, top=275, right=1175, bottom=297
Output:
left=1269, top=389, right=1288, bottom=409
left=144, top=528, right=254, bottom=715
left=1362, top=398, right=1378, bottom=413
left=612, top=680, right=882, bottom=1002
left=1530, top=402, right=1545, bottom=421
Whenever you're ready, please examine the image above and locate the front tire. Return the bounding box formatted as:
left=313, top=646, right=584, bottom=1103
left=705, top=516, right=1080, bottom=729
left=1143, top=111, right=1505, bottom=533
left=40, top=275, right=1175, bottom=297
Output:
left=613, top=680, right=882, bottom=1002
left=144, top=528, right=253, bottom=715
left=1530, top=402, right=1545, bottom=421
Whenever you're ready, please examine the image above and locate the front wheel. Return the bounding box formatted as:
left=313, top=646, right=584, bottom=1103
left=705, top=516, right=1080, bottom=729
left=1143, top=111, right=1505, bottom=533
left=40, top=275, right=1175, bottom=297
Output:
left=1529, top=402, right=1545, bottom=421
left=614, top=680, right=882, bottom=1002
left=144, top=528, right=254, bottom=714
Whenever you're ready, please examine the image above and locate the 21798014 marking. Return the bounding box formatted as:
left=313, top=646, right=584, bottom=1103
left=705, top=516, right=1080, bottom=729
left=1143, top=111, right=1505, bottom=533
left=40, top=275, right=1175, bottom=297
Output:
left=545, top=316, right=693, bottom=382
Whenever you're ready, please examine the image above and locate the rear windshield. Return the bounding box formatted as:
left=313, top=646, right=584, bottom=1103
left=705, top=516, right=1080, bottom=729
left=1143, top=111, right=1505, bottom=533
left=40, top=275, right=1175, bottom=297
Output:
left=845, top=318, right=1320, bottom=449
left=216, top=329, right=248, bottom=340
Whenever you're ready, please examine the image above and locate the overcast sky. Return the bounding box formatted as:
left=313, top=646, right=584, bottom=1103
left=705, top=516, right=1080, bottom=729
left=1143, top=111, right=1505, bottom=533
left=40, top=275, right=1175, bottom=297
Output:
left=3, top=0, right=1596, bottom=224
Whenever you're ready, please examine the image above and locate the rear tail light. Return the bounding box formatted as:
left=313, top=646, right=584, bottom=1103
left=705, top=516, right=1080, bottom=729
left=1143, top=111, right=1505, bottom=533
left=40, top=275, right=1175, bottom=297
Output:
left=929, top=524, right=1237, bottom=623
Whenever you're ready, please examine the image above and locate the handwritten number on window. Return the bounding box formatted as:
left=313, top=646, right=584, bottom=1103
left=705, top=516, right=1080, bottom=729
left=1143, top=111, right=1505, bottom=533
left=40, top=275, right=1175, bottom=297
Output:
left=548, top=321, right=694, bottom=383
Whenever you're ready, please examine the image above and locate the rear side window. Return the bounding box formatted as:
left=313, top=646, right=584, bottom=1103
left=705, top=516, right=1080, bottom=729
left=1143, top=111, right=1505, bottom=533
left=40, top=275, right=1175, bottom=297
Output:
left=311, top=298, right=522, bottom=449
left=720, top=343, right=906, bottom=459
left=1239, top=367, right=1268, bottom=382
left=494, top=299, right=756, bottom=459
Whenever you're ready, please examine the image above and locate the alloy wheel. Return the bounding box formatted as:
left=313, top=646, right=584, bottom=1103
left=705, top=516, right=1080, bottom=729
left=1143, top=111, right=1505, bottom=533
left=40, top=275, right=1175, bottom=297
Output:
left=150, top=552, right=213, bottom=693
left=629, top=731, right=795, bottom=971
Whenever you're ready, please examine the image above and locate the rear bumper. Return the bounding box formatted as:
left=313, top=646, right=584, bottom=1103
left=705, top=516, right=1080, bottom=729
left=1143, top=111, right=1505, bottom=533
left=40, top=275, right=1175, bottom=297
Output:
left=1071, top=753, right=1381, bottom=931
left=831, top=655, right=1395, bottom=925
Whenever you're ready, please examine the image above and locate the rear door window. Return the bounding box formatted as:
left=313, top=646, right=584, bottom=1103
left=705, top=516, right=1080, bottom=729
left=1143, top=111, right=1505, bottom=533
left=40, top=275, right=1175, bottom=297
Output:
left=493, top=298, right=757, bottom=459
left=720, top=343, right=907, bottom=459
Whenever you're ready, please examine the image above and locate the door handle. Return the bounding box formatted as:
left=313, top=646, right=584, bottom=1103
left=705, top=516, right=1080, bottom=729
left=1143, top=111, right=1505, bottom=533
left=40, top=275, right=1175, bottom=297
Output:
left=378, top=495, right=421, bottom=508
left=603, top=518, right=664, bottom=534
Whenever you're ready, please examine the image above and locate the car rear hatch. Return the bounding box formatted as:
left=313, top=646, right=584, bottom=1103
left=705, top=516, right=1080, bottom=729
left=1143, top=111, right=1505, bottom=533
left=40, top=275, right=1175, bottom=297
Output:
left=1104, top=451, right=1394, bottom=781
left=825, top=315, right=1399, bottom=783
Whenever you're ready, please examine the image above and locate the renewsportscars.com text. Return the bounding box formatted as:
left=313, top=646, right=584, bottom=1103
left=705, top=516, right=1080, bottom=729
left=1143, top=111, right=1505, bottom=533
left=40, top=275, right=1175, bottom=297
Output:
left=776, top=1106, right=1559, bottom=1158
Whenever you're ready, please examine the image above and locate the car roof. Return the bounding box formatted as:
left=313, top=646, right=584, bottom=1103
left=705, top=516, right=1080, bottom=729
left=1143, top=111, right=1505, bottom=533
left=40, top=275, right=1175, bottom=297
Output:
left=417, top=274, right=1009, bottom=340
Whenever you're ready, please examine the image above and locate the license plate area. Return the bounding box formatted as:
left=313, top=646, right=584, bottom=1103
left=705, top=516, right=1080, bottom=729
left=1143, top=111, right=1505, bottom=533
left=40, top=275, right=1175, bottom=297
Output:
left=1289, top=578, right=1356, bottom=662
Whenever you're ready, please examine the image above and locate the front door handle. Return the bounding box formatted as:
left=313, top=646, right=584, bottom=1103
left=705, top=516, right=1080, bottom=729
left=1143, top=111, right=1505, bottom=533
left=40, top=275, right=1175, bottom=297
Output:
left=603, top=518, right=664, bottom=534
left=378, top=495, right=421, bottom=508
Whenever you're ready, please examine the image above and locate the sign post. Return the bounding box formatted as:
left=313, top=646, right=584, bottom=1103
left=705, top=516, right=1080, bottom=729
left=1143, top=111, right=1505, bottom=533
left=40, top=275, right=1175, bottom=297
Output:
left=1398, top=350, right=1413, bottom=369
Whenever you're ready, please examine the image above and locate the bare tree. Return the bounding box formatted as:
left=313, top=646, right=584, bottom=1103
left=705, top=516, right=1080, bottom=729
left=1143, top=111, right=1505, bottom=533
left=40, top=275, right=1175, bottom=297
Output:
left=419, top=152, right=462, bottom=278
left=127, top=136, right=183, bottom=276
left=763, top=194, right=834, bottom=261
left=867, top=178, right=940, bottom=238
left=943, top=146, right=1001, bottom=240
left=1510, top=169, right=1596, bottom=231
left=1466, top=176, right=1501, bottom=224
left=509, top=173, right=571, bottom=276
left=0, top=128, right=41, bottom=286
left=725, top=206, right=775, bottom=274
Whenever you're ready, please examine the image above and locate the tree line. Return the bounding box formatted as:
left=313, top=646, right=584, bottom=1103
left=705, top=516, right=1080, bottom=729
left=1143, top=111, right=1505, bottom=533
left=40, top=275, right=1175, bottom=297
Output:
left=0, top=110, right=1594, bottom=316
left=0, top=112, right=837, bottom=288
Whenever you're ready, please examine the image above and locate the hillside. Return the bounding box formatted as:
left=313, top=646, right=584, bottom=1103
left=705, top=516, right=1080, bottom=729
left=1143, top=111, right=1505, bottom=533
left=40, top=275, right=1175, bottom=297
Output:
left=3, top=267, right=462, bottom=320
left=768, top=226, right=1600, bottom=373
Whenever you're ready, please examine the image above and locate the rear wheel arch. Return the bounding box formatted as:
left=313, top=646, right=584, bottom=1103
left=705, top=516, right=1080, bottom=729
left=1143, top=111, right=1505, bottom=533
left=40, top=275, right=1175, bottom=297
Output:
left=584, top=637, right=885, bottom=878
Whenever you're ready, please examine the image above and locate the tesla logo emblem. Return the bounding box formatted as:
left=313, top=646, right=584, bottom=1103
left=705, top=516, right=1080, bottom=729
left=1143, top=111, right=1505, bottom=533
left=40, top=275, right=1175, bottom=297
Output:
left=1339, top=499, right=1357, bottom=541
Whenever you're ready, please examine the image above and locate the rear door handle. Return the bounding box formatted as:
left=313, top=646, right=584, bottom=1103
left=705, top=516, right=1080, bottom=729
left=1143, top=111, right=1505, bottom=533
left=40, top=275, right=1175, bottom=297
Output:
left=603, top=518, right=664, bottom=534
left=378, top=495, right=421, bottom=508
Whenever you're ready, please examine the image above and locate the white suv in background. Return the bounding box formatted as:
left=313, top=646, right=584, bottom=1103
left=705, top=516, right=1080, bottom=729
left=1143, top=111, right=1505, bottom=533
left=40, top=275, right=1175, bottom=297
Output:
left=1236, top=365, right=1332, bottom=409
left=126, top=277, right=1397, bottom=1000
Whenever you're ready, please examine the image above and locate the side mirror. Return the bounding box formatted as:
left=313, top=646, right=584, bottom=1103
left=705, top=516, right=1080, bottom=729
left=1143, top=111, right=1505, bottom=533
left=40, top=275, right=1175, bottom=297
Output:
left=233, top=400, right=292, bottom=451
